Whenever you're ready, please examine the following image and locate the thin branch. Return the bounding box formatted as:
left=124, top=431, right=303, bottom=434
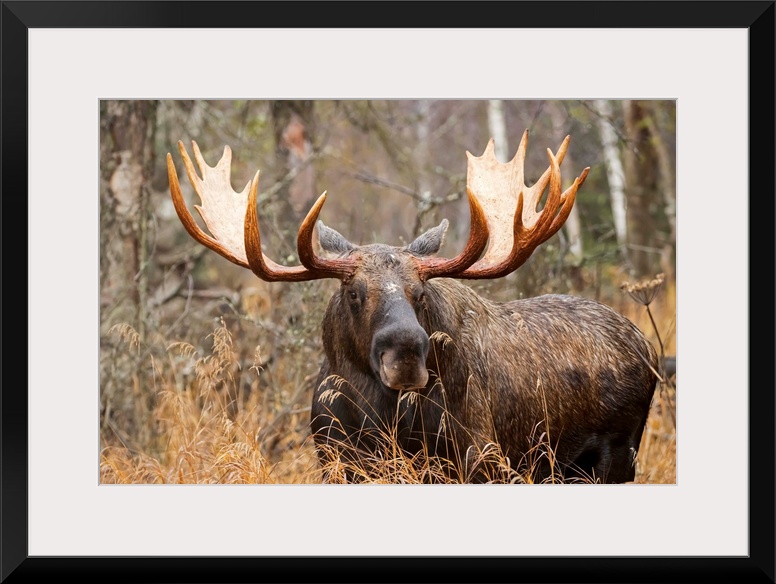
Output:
left=258, top=149, right=323, bottom=204
left=344, top=170, right=462, bottom=206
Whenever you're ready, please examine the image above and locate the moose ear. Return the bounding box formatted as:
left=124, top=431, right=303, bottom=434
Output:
left=406, top=219, right=449, bottom=257
left=317, top=220, right=356, bottom=256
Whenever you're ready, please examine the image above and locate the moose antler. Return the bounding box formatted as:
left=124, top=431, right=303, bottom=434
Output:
left=168, top=132, right=585, bottom=284
left=167, top=140, right=357, bottom=281
left=446, top=130, right=590, bottom=280
left=168, top=140, right=490, bottom=283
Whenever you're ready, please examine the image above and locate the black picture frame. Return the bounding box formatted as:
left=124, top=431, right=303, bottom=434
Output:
left=3, top=2, right=773, bottom=583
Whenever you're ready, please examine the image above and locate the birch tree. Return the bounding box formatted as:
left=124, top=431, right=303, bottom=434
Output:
left=487, top=99, right=509, bottom=161
left=549, top=102, right=583, bottom=261
left=414, top=99, right=434, bottom=235
left=594, top=99, right=629, bottom=263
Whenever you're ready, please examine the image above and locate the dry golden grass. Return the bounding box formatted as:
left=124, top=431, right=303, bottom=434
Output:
left=101, top=318, right=321, bottom=484
left=101, top=274, right=676, bottom=485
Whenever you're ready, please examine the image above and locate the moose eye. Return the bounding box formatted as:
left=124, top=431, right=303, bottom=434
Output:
left=344, top=282, right=365, bottom=307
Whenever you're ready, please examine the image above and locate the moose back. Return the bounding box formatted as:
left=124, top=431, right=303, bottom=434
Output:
left=167, top=131, right=659, bottom=483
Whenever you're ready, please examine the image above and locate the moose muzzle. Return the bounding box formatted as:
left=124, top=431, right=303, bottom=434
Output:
left=370, top=321, right=430, bottom=391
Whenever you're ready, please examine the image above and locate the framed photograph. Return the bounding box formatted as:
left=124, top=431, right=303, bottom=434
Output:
left=7, top=1, right=773, bottom=582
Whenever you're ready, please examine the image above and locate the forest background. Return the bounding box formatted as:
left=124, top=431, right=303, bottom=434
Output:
left=99, top=99, right=676, bottom=484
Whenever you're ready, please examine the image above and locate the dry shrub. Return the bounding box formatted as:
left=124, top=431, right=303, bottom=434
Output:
left=634, top=371, right=676, bottom=484
left=622, top=273, right=677, bottom=484
left=101, top=318, right=320, bottom=484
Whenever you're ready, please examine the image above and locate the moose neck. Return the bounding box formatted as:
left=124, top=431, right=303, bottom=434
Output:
left=419, top=278, right=495, bottom=335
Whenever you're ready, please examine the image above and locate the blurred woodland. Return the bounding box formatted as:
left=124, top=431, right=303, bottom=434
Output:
left=99, top=100, right=676, bottom=484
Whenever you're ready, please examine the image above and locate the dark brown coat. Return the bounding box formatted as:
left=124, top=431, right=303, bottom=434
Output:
left=310, top=230, right=658, bottom=484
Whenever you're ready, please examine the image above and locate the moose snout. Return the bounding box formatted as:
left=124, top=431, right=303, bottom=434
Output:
left=371, top=325, right=430, bottom=391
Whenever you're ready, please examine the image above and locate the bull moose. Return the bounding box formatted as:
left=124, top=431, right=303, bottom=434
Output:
left=167, top=131, right=659, bottom=484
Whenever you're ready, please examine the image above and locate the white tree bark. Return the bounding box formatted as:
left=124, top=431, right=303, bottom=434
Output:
left=594, top=99, right=628, bottom=250
left=563, top=185, right=584, bottom=259
left=487, top=99, right=509, bottom=161
left=549, top=104, right=583, bottom=260
left=416, top=99, right=433, bottom=207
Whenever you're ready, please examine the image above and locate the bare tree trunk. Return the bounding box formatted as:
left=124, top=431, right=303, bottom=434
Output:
left=100, top=99, right=158, bottom=441
left=643, top=105, right=676, bottom=279
left=271, top=100, right=316, bottom=225
left=594, top=99, right=629, bottom=264
left=414, top=99, right=434, bottom=235
left=100, top=99, right=158, bottom=340
left=623, top=100, right=660, bottom=277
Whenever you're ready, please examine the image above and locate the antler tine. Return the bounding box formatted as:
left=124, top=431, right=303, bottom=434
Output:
left=519, top=134, right=569, bottom=216
left=505, top=148, right=568, bottom=270
left=169, top=140, right=354, bottom=282
left=451, top=131, right=589, bottom=280
left=413, top=187, right=490, bottom=280
left=242, top=169, right=326, bottom=282
left=548, top=166, right=589, bottom=235
left=294, top=192, right=356, bottom=278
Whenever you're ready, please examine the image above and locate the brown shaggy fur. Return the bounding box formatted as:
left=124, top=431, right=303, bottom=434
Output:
left=311, top=241, right=659, bottom=484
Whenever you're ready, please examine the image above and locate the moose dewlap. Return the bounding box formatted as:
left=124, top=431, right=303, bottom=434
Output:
left=167, top=131, right=659, bottom=484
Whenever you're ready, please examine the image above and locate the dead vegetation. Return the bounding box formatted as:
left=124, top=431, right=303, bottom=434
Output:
left=100, top=273, right=676, bottom=485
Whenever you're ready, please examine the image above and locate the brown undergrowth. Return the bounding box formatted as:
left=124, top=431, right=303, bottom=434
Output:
left=101, top=274, right=676, bottom=485
left=101, top=318, right=320, bottom=484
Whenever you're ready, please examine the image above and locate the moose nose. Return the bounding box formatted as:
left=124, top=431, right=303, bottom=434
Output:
left=371, top=324, right=430, bottom=391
